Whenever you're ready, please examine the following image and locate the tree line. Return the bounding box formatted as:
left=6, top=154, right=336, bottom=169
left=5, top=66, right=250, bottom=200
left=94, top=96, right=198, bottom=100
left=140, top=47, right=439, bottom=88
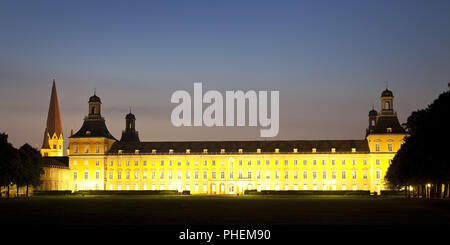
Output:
left=386, top=84, right=450, bottom=198
left=0, top=133, right=44, bottom=198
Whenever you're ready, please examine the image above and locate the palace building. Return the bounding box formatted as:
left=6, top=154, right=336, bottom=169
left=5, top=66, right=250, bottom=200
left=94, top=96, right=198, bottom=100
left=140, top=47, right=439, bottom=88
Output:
left=37, top=80, right=407, bottom=194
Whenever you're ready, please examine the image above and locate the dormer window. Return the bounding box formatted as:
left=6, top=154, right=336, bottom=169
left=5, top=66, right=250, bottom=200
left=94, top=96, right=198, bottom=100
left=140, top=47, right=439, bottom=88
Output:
left=220, top=149, right=225, bottom=154
left=331, top=148, right=336, bottom=153
left=275, top=148, right=279, bottom=153
left=186, top=149, right=191, bottom=154
left=238, top=149, right=243, bottom=154
left=312, top=148, right=316, bottom=153
left=293, top=148, right=298, bottom=153
left=387, top=127, right=392, bottom=133
left=351, top=148, right=356, bottom=153
left=169, top=149, right=174, bottom=154
left=135, top=149, right=140, bottom=154
left=118, top=149, right=123, bottom=154
left=257, top=148, right=261, bottom=153
left=203, top=149, right=208, bottom=154
left=86, top=130, right=91, bottom=136
left=152, top=149, right=156, bottom=154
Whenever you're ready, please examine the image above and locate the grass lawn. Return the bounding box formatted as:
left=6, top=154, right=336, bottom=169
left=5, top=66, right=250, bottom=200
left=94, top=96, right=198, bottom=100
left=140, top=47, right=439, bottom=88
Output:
left=1, top=195, right=450, bottom=225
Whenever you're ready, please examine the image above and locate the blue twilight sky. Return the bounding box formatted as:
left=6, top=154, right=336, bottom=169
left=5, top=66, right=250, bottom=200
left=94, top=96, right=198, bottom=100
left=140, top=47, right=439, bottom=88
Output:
left=0, top=0, right=449, bottom=149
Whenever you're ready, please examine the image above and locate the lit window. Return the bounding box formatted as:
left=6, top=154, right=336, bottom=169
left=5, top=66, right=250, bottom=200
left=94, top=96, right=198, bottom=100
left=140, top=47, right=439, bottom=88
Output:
left=352, top=171, right=357, bottom=179
left=341, top=171, right=346, bottom=180
left=303, top=170, right=308, bottom=180
left=322, top=170, right=327, bottom=179
left=388, top=144, right=393, bottom=152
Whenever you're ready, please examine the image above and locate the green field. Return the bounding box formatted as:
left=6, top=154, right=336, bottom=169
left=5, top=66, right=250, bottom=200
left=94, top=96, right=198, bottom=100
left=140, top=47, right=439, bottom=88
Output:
left=1, top=195, right=450, bottom=225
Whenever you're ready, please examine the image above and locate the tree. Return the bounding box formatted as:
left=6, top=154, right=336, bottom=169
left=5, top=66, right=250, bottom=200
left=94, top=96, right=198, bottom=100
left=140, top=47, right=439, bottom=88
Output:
left=0, top=133, right=21, bottom=198
left=18, top=144, right=44, bottom=197
left=386, top=84, right=450, bottom=198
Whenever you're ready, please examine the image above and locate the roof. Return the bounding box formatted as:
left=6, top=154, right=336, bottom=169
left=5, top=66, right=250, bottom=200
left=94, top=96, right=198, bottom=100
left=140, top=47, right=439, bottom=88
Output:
left=126, top=112, right=136, bottom=120
left=42, top=79, right=63, bottom=148
left=371, top=115, right=406, bottom=134
left=108, top=139, right=370, bottom=154
left=70, top=118, right=117, bottom=140
left=89, top=94, right=101, bottom=103
left=381, top=89, right=393, bottom=97
left=368, top=109, right=378, bottom=116
left=120, top=130, right=140, bottom=142
left=43, top=156, right=69, bottom=169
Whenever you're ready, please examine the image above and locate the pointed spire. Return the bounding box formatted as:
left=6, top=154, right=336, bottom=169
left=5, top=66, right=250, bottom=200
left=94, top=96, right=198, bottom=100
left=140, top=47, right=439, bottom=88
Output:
left=42, top=77, right=63, bottom=148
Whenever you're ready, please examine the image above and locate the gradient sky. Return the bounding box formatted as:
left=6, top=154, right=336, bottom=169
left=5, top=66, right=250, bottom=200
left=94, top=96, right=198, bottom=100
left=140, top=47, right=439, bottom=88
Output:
left=1, top=0, right=449, bottom=149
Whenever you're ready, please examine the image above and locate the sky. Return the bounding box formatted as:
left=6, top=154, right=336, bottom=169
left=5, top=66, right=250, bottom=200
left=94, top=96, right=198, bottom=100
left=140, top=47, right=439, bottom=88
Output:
left=0, top=0, right=449, bottom=149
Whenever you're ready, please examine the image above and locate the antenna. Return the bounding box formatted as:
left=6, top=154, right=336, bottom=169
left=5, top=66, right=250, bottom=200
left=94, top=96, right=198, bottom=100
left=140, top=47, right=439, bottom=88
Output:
left=384, top=81, right=388, bottom=90
left=94, top=87, right=97, bottom=96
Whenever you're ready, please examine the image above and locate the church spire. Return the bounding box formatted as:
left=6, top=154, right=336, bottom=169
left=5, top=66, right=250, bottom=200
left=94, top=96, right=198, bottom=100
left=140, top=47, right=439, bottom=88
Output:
left=41, top=77, right=63, bottom=156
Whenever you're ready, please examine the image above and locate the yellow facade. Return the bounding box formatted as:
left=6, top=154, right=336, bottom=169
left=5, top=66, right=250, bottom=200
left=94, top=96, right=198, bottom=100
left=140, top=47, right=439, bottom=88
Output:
left=67, top=140, right=402, bottom=194
left=37, top=165, right=71, bottom=191
left=39, top=88, right=407, bottom=195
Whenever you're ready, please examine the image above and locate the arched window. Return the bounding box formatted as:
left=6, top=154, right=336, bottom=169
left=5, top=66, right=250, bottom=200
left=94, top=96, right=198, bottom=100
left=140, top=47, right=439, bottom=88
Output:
left=92, top=106, right=96, bottom=114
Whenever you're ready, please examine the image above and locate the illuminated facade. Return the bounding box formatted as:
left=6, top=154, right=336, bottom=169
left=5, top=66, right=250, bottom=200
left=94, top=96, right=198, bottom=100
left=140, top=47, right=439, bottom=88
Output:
left=40, top=82, right=407, bottom=194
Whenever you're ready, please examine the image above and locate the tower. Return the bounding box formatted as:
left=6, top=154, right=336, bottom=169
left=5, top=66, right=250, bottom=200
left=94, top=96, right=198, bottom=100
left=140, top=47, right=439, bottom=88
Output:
left=367, top=106, right=378, bottom=134
left=69, top=92, right=117, bottom=191
left=120, top=109, right=140, bottom=142
left=380, top=89, right=394, bottom=114
left=41, top=77, right=63, bottom=157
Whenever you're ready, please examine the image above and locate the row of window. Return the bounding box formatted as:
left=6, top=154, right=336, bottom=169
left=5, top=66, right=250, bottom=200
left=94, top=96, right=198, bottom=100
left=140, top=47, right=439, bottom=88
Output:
left=375, top=143, right=393, bottom=152
left=73, top=159, right=391, bottom=167
left=73, top=169, right=383, bottom=181
left=72, top=143, right=101, bottom=154
left=72, top=143, right=395, bottom=154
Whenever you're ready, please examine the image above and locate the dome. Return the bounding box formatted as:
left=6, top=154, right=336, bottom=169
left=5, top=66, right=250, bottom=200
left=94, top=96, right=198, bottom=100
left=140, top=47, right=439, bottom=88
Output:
left=381, top=89, right=393, bottom=97
left=89, top=94, right=101, bottom=103
left=368, top=109, right=378, bottom=117
left=126, top=112, right=136, bottom=120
